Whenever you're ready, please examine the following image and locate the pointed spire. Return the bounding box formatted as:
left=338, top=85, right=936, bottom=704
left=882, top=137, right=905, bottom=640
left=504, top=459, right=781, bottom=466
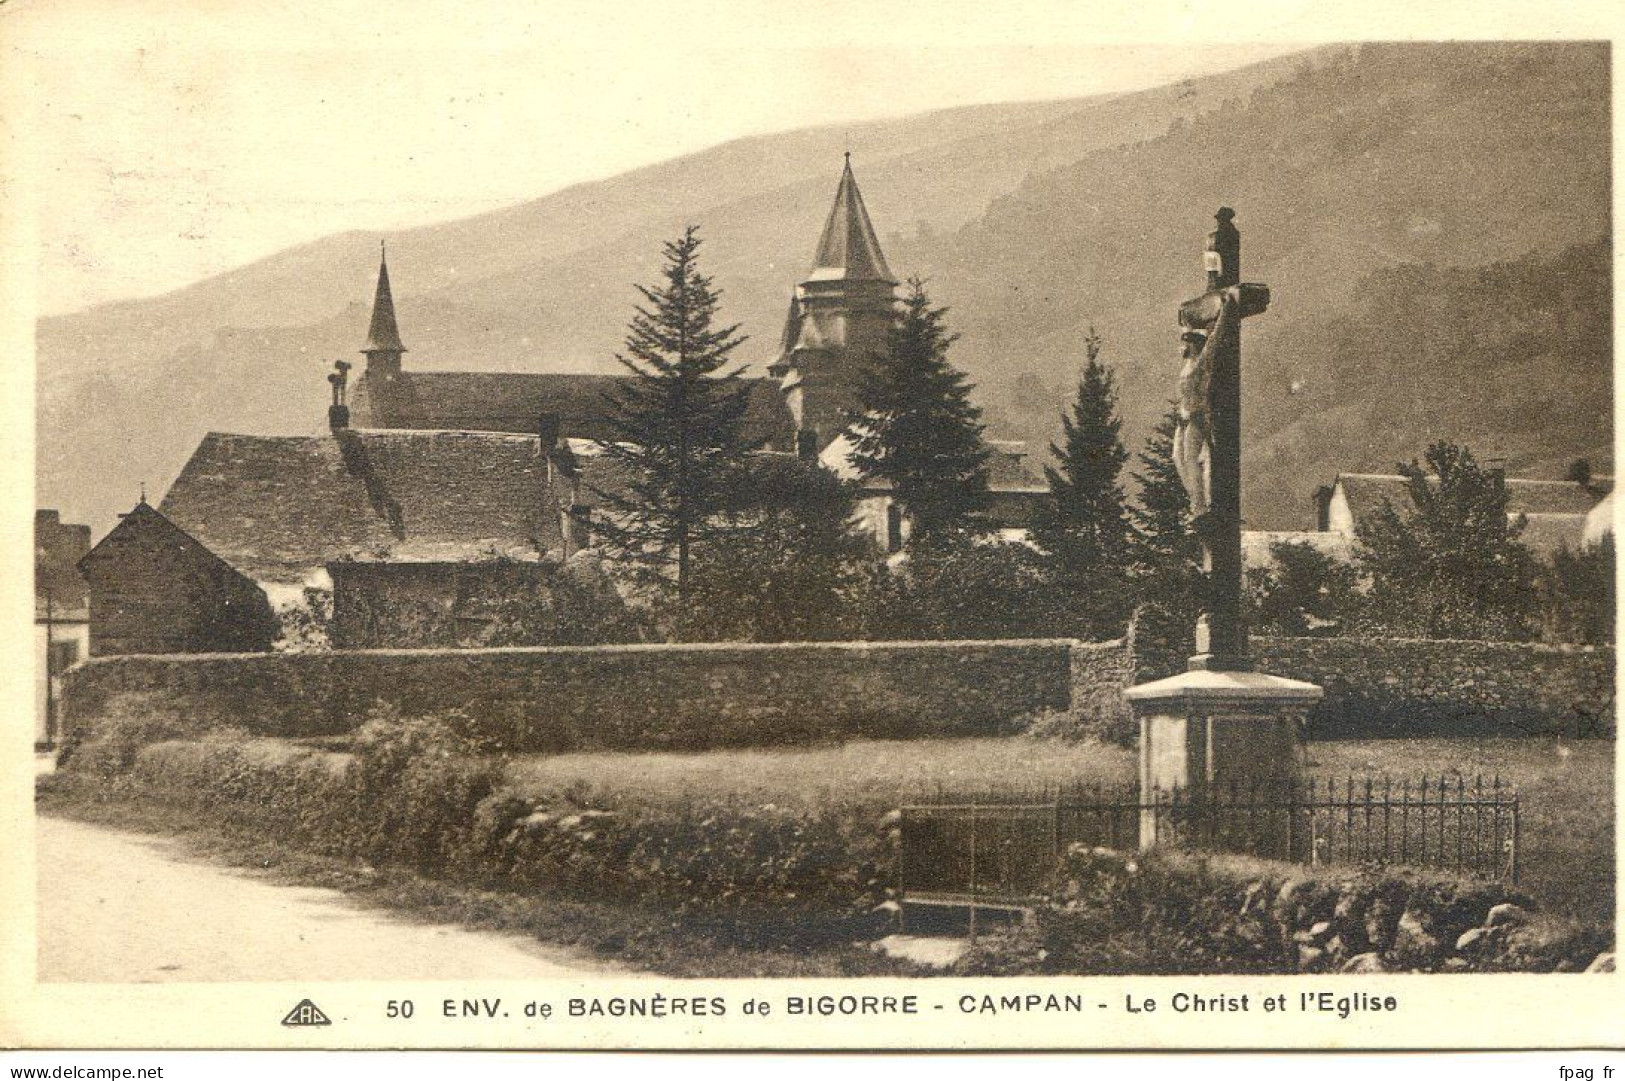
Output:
left=362, top=240, right=407, bottom=354
left=809, top=155, right=894, bottom=283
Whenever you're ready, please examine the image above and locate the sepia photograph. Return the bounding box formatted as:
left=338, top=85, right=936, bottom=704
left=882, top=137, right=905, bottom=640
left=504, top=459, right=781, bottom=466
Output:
left=2, top=0, right=1620, bottom=1056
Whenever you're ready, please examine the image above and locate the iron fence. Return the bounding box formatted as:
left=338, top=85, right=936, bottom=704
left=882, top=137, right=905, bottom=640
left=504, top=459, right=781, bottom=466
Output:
left=899, top=774, right=1519, bottom=914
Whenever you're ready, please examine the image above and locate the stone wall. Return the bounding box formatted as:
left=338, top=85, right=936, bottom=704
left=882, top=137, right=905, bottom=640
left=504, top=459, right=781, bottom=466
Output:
left=58, top=632, right=1612, bottom=753
left=62, top=638, right=1099, bottom=753
left=1254, top=636, right=1614, bottom=739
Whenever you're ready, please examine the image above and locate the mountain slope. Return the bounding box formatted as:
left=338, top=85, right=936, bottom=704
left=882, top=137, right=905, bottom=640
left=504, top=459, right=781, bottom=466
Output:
left=37, top=42, right=1609, bottom=536
left=911, top=42, right=1610, bottom=525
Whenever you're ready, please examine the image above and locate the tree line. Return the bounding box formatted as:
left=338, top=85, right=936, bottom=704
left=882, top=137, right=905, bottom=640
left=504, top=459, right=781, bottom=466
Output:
left=587, top=227, right=1613, bottom=648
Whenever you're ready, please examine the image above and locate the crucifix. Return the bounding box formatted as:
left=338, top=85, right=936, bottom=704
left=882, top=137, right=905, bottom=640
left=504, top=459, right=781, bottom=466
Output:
left=1175, top=207, right=1269, bottom=672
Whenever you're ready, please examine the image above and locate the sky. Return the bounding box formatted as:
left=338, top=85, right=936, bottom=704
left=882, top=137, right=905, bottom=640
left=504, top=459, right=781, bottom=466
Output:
left=7, top=0, right=1612, bottom=317
left=0, top=1, right=1322, bottom=316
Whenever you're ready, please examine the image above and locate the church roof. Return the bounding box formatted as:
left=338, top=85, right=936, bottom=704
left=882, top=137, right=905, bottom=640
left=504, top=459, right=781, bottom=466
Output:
left=158, top=429, right=563, bottom=583
left=351, top=370, right=796, bottom=449
left=362, top=247, right=407, bottom=354
left=807, top=155, right=894, bottom=284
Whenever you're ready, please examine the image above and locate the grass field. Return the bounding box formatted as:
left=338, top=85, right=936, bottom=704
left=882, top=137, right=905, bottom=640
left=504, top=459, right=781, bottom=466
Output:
left=507, top=736, right=1615, bottom=922
left=1307, top=738, right=1614, bottom=922
left=503, top=735, right=1135, bottom=808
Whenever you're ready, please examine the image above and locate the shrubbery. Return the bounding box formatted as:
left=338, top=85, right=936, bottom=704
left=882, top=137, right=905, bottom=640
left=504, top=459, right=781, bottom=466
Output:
left=50, top=717, right=1612, bottom=973
left=60, top=713, right=895, bottom=916
left=956, top=846, right=1610, bottom=976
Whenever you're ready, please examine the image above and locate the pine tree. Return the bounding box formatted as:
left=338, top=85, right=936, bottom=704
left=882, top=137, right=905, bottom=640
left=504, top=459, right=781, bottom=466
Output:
left=1032, top=330, right=1133, bottom=634
left=592, top=226, right=753, bottom=601
left=1355, top=441, right=1539, bottom=640
left=847, top=278, right=989, bottom=540
left=680, top=457, right=877, bottom=643
left=1127, top=403, right=1206, bottom=661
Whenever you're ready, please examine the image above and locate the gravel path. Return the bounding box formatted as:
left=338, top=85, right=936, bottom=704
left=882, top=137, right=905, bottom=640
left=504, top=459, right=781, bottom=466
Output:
left=37, top=814, right=628, bottom=982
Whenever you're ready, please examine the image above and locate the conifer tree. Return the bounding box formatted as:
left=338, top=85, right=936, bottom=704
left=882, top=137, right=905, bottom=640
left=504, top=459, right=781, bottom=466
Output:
left=593, top=226, right=752, bottom=601
left=1032, top=330, right=1133, bottom=633
left=1129, top=404, right=1205, bottom=585
left=1127, top=403, right=1206, bottom=657
left=847, top=278, right=989, bottom=540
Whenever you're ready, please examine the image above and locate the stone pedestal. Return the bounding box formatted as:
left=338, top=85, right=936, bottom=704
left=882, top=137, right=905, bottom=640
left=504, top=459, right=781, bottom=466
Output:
left=1125, top=668, right=1322, bottom=852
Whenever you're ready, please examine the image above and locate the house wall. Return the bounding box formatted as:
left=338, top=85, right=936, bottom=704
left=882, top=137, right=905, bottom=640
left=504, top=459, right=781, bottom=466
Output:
left=1326, top=485, right=1357, bottom=535
left=81, top=516, right=276, bottom=656
left=34, top=620, right=89, bottom=746
left=329, top=560, right=631, bottom=649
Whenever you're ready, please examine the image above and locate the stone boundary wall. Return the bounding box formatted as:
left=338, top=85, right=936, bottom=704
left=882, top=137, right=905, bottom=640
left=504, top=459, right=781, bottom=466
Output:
left=62, top=638, right=1126, bottom=753
left=1254, top=637, right=1615, bottom=739
left=58, top=633, right=1612, bottom=752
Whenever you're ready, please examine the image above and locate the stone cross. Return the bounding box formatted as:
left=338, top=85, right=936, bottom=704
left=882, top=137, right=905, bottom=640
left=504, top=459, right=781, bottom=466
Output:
left=1176, top=207, right=1269, bottom=672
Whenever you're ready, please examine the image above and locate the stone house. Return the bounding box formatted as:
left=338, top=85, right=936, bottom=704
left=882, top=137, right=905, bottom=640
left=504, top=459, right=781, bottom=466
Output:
left=78, top=500, right=277, bottom=656
left=35, top=509, right=91, bottom=745
left=152, top=425, right=601, bottom=649
left=1310, top=470, right=1613, bottom=557
left=818, top=433, right=1048, bottom=552
left=327, top=551, right=631, bottom=649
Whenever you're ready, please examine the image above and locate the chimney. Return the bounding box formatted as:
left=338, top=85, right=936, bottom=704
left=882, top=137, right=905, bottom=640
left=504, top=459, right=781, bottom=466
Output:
left=1312, top=485, right=1333, bottom=532
left=328, top=360, right=352, bottom=430
left=537, top=413, right=562, bottom=483
left=1485, top=456, right=1508, bottom=479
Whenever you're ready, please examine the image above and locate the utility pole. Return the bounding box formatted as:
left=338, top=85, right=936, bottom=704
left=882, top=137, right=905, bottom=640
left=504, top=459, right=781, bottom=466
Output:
left=43, top=587, right=55, bottom=751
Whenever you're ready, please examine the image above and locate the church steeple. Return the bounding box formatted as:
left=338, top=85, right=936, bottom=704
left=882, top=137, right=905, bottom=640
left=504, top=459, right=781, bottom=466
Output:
left=769, top=156, right=898, bottom=447
left=361, top=241, right=406, bottom=378
left=809, top=153, right=895, bottom=284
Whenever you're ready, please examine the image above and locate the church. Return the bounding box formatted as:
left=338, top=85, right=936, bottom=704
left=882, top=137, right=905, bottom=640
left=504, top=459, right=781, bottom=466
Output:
left=340, top=154, right=1043, bottom=552
left=80, top=159, right=1046, bottom=655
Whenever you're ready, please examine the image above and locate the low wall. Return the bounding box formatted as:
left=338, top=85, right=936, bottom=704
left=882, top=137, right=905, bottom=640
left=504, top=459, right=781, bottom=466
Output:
left=62, top=638, right=1117, bottom=753
left=58, top=632, right=1613, bottom=753
left=1254, top=637, right=1615, bottom=739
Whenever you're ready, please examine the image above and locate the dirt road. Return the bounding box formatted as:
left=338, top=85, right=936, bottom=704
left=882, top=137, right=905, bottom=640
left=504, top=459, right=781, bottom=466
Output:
left=36, top=815, right=628, bottom=982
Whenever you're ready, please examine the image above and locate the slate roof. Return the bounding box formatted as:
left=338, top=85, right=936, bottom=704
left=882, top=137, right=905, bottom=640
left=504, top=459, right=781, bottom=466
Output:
left=35, top=509, right=91, bottom=619
left=159, top=429, right=564, bottom=584
left=1241, top=530, right=1358, bottom=571
left=351, top=371, right=796, bottom=450
left=819, top=432, right=1046, bottom=494
left=362, top=250, right=406, bottom=354
left=985, top=440, right=1047, bottom=493
left=1515, top=513, right=1591, bottom=557
left=808, top=156, right=894, bottom=284
left=1334, top=472, right=1609, bottom=525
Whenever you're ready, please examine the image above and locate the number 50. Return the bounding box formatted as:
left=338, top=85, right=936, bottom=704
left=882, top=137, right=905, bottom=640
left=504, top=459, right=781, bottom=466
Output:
left=387, top=1000, right=415, bottom=1019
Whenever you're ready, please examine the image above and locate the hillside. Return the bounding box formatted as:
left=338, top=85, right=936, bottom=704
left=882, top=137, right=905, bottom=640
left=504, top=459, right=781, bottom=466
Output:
left=37, top=42, right=1610, bottom=534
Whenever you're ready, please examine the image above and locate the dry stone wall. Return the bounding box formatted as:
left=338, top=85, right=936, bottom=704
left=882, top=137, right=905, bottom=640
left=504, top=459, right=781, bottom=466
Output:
left=1255, top=637, right=1614, bottom=738
left=58, top=632, right=1611, bottom=753
left=61, top=638, right=1096, bottom=752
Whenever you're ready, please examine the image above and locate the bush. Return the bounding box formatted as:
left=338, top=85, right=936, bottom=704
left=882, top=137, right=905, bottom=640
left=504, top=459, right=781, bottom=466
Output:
left=61, top=722, right=895, bottom=916
left=347, top=707, right=509, bottom=873
left=57, top=695, right=202, bottom=780
left=956, top=846, right=1608, bottom=976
